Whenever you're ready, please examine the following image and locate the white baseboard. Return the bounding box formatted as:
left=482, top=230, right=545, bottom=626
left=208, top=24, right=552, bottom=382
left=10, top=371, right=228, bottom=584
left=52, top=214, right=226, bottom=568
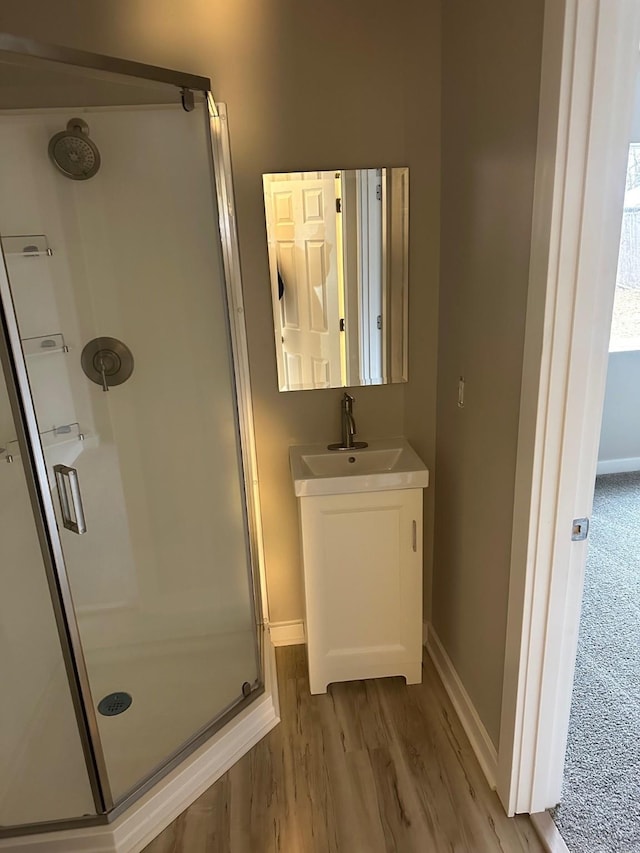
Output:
left=596, top=456, right=640, bottom=475
left=1, top=639, right=280, bottom=853
left=269, top=619, right=305, bottom=646
left=530, top=811, right=570, bottom=853
left=425, top=623, right=498, bottom=790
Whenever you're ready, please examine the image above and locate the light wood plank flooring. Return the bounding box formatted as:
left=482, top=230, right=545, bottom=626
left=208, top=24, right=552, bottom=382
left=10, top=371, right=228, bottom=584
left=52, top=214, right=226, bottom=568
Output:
left=144, top=646, right=544, bottom=853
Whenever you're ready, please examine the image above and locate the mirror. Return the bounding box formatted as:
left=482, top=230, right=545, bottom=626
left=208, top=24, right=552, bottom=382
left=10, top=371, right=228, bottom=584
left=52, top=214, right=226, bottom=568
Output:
left=262, top=167, right=409, bottom=391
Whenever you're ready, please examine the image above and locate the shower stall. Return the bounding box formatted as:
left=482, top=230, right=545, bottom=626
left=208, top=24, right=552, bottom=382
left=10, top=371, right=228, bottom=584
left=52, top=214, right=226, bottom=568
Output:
left=0, top=36, right=264, bottom=840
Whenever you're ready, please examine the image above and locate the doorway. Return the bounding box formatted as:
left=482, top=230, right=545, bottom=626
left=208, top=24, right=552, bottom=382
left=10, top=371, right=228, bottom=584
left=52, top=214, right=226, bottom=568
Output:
left=497, top=0, right=640, bottom=824
left=550, top=137, right=640, bottom=851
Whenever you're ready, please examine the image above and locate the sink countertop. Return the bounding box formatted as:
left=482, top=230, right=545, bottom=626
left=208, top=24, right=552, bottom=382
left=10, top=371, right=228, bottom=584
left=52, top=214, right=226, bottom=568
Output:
left=289, top=437, right=429, bottom=497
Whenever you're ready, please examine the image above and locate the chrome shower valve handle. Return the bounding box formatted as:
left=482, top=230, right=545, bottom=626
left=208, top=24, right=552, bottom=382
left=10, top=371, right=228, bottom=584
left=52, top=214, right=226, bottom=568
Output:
left=81, top=337, right=134, bottom=391
left=98, top=357, right=109, bottom=392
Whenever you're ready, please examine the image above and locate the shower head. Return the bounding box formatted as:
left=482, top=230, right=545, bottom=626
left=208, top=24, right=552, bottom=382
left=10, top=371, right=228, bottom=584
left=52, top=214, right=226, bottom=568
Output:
left=48, top=118, right=100, bottom=180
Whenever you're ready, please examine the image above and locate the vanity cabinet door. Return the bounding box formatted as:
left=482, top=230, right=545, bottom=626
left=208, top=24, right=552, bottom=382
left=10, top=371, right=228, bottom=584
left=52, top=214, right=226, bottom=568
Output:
left=299, top=488, right=423, bottom=694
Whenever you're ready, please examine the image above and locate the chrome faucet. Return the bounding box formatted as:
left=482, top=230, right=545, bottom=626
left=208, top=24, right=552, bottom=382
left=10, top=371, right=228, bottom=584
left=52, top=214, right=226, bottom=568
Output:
left=342, top=393, right=356, bottom=447
left=328, top=392, right=369, bottom=451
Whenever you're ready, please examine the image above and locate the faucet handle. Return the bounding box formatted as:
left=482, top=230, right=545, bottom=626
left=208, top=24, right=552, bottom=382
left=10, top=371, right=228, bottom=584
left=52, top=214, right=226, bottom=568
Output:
left=343, top=391, right=354, bottom=404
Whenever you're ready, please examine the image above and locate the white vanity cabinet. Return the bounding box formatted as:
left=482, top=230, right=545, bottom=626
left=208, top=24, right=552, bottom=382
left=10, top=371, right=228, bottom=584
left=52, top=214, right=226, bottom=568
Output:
left=298, top=487, right=424, bottom=694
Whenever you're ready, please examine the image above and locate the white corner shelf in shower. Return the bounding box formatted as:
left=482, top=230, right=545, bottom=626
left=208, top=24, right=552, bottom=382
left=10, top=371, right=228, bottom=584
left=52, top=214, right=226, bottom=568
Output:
left=21, top=333, right=69, bottom=357
left=1, top=234, right=53, bottom=258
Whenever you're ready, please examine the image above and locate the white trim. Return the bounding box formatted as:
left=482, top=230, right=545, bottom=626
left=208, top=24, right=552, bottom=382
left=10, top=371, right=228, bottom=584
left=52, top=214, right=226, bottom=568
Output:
left=0, top=833, right=115, bottom=853
left=596, top=456, right=640, bottom=475
left=530, top=812, right=571, bottom=853
left=425, top=624, right=498, bottom=791
left=1, top=640, right=279, bottom=853
left=269, top=619, right=305, bottom=646
left=499, top=0, right=640, bottom=816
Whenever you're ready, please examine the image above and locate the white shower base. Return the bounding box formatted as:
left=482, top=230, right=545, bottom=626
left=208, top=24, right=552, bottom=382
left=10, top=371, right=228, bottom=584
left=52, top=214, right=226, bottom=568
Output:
left=89, top=627, right=259, bottom=800
left=3, top=626, right=258, bottom=827
left=0, top=636, right=278, bottom=853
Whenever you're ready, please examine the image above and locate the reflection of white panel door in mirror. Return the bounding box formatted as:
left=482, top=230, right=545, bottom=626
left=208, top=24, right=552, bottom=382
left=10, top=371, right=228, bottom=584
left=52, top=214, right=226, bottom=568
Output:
left=264, top=174, right=342, bottom=390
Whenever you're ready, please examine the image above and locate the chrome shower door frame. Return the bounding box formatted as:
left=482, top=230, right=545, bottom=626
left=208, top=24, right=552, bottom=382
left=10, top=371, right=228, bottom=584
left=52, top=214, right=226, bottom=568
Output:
left=0, top=34, right=266, bottom=840
left=207, top=95, right=267, bottom=668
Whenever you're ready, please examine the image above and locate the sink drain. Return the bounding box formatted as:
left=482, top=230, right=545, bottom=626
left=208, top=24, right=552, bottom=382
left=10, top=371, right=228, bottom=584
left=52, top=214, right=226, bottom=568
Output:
left=98, top=692, right=133, bottom=716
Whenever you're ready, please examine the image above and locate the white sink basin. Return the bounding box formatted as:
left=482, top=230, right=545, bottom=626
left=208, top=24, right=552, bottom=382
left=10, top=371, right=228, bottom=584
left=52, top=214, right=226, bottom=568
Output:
left=290, top=437, right=429, bottom=497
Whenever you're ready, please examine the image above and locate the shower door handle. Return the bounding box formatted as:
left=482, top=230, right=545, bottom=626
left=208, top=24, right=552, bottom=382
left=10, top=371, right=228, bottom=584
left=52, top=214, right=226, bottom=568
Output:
left=54, top=464, right=87, bottom=535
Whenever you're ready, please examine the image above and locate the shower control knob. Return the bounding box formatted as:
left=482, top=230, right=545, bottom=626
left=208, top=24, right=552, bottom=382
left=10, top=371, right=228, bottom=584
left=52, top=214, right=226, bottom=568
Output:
left=81, top=337, right=134, bottom=391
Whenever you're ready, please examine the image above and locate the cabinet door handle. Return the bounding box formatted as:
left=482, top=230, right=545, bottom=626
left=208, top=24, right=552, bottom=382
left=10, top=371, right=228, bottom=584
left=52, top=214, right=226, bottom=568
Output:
left=412, top=520, right=417, bottom=552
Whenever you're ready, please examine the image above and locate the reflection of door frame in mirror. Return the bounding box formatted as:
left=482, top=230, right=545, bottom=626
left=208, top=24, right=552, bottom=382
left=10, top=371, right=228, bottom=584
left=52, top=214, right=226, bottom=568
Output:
left=356, top=168, right=385, bottom=385
left=334, top=171, right=348, bottom=387
left=263, top=175, right=289, bottom=389
left=341, top=170, right=361, bottom=386
left=387, top=168, right=409, bottom=383
left=0, top=32, right=269, bottom=840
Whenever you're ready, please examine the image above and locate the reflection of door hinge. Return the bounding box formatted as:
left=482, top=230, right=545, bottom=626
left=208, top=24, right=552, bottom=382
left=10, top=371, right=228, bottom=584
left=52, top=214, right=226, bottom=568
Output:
left=336, top=198, right=342, bottom=213
left=377, top=315, right=382, bottom=330
left=339, top=318, right=345, bottom=332
left=376, top=184, right=382, bottom=201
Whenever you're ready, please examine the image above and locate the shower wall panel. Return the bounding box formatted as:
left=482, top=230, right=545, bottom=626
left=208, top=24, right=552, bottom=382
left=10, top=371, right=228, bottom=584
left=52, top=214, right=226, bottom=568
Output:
left=0, top=114, right=137, bottom=617
left=0, top=107, right=254, bottom=639
left=55, top=107, right=254, bottom=643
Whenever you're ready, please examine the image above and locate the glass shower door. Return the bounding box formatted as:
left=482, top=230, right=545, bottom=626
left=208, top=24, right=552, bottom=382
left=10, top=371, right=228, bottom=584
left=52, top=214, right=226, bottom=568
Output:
left=0, top=320, right=97, bottom=828
left=0, top=100, right=260, bottom=805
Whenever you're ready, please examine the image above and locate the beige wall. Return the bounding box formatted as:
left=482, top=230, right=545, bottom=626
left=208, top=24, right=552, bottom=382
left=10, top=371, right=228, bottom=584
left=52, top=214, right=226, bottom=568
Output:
left=403, top=17, right=441, bottom=619
left=0, top=0, right=441, bottom=624
left=435, top=0, right=544, bottom=746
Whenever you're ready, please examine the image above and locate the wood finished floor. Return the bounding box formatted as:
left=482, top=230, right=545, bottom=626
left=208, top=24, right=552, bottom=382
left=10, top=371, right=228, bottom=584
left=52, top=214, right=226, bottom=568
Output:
left=143, top=646, right=544, bottom=853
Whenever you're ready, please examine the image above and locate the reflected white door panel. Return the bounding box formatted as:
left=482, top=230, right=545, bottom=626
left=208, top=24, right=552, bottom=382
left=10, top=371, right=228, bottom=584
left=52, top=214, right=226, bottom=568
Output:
left=265, top=174, right=342, bottom=390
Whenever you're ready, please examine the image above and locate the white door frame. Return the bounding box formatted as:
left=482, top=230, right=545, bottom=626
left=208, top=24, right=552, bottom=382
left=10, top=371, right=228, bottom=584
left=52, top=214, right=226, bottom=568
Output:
left=497, top=0, right=640, bottom=816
